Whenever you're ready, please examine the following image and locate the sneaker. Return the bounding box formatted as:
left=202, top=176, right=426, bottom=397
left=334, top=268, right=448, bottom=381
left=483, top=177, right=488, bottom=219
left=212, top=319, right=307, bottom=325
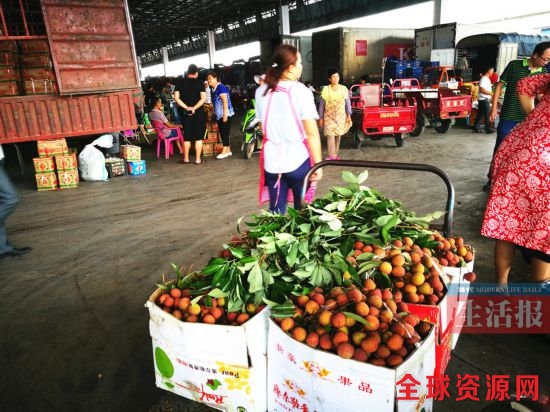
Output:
left=472, top=129, right=483, bottom=134
left=216, top=152, right=232, bottom=160
left=485, top=128, right=496, bottom=134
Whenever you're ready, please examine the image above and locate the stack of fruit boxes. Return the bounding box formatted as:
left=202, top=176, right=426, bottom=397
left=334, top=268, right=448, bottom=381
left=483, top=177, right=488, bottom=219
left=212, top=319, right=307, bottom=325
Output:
left=55, top=151, right=79, bottom=189
left=202, top=121, right=221, bottom=157
left=120, top=145, right=146, bottom=175
left=33, top=138, right=70, bottom=191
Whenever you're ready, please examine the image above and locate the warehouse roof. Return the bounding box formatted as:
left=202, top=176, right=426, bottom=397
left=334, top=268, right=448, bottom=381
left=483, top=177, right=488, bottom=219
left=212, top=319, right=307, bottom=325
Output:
left=127, top=0, right=428, bottom=66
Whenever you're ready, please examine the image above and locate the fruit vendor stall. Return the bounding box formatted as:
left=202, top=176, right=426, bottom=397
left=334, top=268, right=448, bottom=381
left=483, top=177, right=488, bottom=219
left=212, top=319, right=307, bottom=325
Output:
left=146, top=161, right=476, bottom=411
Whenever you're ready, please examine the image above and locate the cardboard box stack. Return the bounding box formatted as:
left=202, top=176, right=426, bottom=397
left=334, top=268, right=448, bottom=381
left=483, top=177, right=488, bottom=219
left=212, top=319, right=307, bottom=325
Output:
left=55, top=151, right=79, bottom=189
left=18, top=40, right=57, bottom=95
left=120, top=145, right=146, bottom=176
left=202, top=121, right=220, bottom=157
left=34, top=138, right=77, bottom=191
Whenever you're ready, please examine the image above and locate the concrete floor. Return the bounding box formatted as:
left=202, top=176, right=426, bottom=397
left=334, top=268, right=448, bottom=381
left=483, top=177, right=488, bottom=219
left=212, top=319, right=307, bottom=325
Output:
left=1, top=120, right=548, bottom=412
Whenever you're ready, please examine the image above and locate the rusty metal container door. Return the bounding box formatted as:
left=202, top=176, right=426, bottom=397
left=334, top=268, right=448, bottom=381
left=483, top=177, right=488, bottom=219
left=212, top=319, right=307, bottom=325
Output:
left=0, top=91, right=136, bottom=143
left=41, top=0, right=141, bottom=95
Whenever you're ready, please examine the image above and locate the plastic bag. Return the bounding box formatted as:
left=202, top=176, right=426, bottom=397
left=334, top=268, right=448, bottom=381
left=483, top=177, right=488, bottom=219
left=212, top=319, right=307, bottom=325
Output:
left=78, top=134, right=113, bottom=181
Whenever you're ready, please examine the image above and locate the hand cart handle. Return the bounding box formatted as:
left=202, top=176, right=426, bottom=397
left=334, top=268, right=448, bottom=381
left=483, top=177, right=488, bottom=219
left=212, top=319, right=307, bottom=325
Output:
left=303, top=160, right=455, bottom=237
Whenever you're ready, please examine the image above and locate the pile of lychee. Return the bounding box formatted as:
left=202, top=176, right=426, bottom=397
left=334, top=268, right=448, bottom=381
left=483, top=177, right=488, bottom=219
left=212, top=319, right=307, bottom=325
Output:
left=272, top=283, right=433, bottom=368
left=154, top=286, right=265, bottom=325
left=430, top=234, right=474, bottom=268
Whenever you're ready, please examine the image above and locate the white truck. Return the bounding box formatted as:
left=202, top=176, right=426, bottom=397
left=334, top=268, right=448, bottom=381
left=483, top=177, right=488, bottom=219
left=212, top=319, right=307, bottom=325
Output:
left=456, top=33, right=550, bottom=75
left=312, top=27, right=415, bottom=86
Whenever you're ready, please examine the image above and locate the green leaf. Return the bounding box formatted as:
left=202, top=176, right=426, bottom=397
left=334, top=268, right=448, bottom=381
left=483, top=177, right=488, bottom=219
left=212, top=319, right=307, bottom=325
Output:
left=212, top=265, right=227, bottom=287
left=165, top=382, right=174, bottom=388
left=337, top=200, right=347, bottom=212
left=356, top=252, right=375, bottom=261
left=342, top=171, right=358, bottom=184
left=357, top=260, right=381, bottom=275
left=228, top=246, right=244, bottom=259
left=299, top=223, right=311, bottom=233
left=343, top=311, right=368, bottom=326
left=332, top=186, right=354, bottom=197
left=247, top=262, right=263, bottom=293
left=286, top=242, right=299, bottom=267
left=298, top=239, right=310, bottom=260
left=154, top=347, right=174, bottom=379
left=202, top=263, right=226, bottom=276
left=357, top=170, right=369, bottom=185
left=207, top=288, right=228, bottom=298
left=327, top=219, right=343, bottom=231
left=374, top=273, right=392, bottom=289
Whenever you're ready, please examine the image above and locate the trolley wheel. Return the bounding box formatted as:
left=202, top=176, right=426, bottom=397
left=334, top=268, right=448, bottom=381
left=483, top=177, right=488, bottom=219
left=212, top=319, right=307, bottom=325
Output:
left=435, top=119, right=452, bottom=133
left=242, top=140, right=255, bottom=159
left=395, top=134, right=404, bottom=147
left=410, top=114, right=425, bottom=137
left=354, top=128, right=364, bottom=149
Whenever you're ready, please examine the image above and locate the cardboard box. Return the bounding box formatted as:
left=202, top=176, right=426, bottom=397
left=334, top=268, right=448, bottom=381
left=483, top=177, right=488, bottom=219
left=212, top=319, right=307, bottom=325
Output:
left=202, top=143, right=214, bottom=156
left=35, top=172, right=58, bottom=191
left=214, top=143, right=223, bottom=154
left=208, top=121, right=219, bottom=132
left=267, top=318, right=435, bottom=412
left=37, top=138, right=69, bottom=158
left=145, top=290, right=268, bottom=411
left=105, top=158, right=126, bottom=178
left=55, top=152, right=78, bottom=171
left=57, top=170, right=79, bottom=189
left=120, top=145, right=141, bottom=161
left=127, top=160, right=146, bottom=175
left=204, top=131, right=219, bottom=143
left=33, top=156, right=55, bottom=173
left=441, top=254, right=474, bottom=350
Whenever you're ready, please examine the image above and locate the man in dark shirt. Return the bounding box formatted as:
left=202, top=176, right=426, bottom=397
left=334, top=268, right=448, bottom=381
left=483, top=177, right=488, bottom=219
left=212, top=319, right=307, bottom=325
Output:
left=173, top=64, right=207, bottom=164
left=143, top=83, right=158, bottom=113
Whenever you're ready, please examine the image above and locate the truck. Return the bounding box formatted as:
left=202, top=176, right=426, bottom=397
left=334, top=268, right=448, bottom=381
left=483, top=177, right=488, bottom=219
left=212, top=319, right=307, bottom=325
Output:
left=0, top=0, right=141, bottom=144
left=455, top=33, right=550, bottom=76
left=312, top=27, right=414, bottom=86
left=414, top=22, right=518, bottom=81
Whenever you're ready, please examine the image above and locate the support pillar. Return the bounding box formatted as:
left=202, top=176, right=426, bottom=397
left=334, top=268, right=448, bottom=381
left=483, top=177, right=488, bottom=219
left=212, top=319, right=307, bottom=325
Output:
left=162, top=46, right=169, bottom=76
left=207, top=30, right=216, bottom=69
left=279, top=4, right=290, bottom=36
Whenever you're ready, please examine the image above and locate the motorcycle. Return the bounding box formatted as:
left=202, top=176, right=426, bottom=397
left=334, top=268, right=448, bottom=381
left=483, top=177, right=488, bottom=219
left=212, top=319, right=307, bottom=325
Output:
left=240, top=98, right=263, bottom=159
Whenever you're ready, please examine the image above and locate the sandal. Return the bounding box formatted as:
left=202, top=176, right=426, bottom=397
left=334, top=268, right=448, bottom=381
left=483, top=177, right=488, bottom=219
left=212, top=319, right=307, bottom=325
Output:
left=195, top=159, right=206, bottom=164
left=178, top=159, right=190, bottom=164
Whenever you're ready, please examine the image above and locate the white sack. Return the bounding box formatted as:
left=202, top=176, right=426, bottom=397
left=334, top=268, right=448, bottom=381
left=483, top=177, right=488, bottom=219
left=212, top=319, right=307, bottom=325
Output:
left=78, top=134, right=113, bottom=181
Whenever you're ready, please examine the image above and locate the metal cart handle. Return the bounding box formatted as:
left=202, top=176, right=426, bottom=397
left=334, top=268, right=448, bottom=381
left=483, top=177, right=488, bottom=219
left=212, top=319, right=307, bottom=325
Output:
left=303, top=160, right=455, bottom=237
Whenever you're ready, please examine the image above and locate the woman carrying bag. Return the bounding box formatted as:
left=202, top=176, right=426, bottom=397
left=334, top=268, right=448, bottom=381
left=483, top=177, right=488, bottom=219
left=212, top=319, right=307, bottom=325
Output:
left=255, top=44, right=323, bottom=214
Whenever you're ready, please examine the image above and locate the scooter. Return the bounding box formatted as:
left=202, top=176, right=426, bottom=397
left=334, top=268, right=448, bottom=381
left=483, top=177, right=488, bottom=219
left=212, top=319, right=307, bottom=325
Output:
left=240, top=98, right=263, bottom=159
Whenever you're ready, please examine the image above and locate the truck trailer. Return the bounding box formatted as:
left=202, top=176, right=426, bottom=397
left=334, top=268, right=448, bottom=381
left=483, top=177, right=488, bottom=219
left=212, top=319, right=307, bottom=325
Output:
left=0, top=0, right=141, bottom=144
left=456, top=33, right=550, bottom=76
left=312, top=27, right=414, bottom=86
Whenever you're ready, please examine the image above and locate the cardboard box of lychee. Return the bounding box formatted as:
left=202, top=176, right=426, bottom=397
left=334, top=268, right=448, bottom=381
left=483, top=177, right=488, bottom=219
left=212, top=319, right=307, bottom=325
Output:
left=268, top=307, right=435, bottom=411
left=267, top=285, right=436, bottom=411
left=145, top=286, right=269, bottom=411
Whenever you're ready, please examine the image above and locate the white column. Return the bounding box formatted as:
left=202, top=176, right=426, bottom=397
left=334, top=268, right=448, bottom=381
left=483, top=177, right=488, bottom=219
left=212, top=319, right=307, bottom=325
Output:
left=433, top=0, right=452, bottom=25
left=162, top=46, right=169, bottom=76
left=433, top=0, right=441, bottom=25
left=207, top=30, right=216, bottom=69
left=279, top=4, right=290, bottom=36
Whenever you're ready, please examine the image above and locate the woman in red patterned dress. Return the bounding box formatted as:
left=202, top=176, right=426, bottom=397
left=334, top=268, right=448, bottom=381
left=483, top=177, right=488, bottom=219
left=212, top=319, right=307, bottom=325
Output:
left=481, top=73, right=550, bottom=287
